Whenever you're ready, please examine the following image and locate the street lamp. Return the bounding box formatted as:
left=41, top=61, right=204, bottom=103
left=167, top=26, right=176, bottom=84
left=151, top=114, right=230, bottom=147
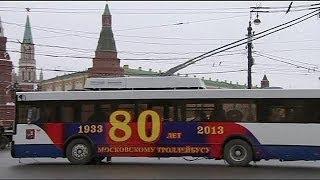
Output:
left=253, top=13, right=261, bottom=25
left=247, top=21, right=253, bottom=89
left=247, top=12, right=260, bottom=89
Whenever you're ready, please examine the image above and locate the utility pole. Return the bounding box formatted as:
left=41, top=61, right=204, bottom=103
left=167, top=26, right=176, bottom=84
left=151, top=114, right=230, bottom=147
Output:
left=247, top=21, right=253, bottom=89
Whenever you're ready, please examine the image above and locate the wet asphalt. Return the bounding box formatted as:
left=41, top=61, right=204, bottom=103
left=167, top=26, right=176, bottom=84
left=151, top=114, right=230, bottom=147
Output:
left=1, top=148, right=320, bottom=179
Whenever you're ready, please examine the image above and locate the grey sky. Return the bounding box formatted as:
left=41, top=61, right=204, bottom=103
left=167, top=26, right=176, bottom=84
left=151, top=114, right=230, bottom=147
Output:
left=1, top=1, right=319, bottom=88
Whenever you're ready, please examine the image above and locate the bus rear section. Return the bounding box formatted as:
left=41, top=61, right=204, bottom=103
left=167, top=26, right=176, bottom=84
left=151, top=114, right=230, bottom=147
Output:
left=11, top=90, right=320, bottom=166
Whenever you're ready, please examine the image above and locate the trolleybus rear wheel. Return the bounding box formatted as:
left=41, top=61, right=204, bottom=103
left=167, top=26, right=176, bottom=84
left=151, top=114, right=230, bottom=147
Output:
left=66, top=138, right=93, bottom=165
left=223, top=139, right=252, bottom=167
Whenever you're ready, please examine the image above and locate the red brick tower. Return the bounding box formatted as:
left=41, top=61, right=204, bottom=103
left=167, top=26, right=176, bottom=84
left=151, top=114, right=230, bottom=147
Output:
left=261, top=74, right=270, bottom=89
left=0, top=16, right=15, bottom=129
left=0, top=16, right=13, bottom=104
left=89, top=3, right=124, bottom=77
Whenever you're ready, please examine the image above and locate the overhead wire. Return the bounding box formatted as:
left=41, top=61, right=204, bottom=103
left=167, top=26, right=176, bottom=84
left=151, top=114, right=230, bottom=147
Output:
left=253, top=51, right=320, bottom=72
left=251, top=7, right=320, bottom=13
left=5, top=19, right=320, bottom=44
left=259, top=48, right=320, bottom=54
left=7, top=39, right=246, bottom=55
left=1, top=3, right=318, bottom=79
left=12, top=66, right=81, bottom=73
left=0, top=6, right=251, bottom=11
left=3, top=48, right=190, bottom=60
left=179, top=69, right=247, bottom=75
left=1, top=15, right=246, bottom=38
left=114, top=15, right=248, bottom=32
left=1, top=48, right=245, bottom=62
left=2, top=16, right=245, bottom=39
left=7, top=37, right=320, bottom=57
left=0, top=9, right=251, bottom=14
left=250, top=2, right=320, bottom=9
left=162, top=9, right=320, bottom=76
left=250, top=2, right=320, bottom=13
left=254, top=50, right=319, bottom=67
left=3, top=13, right=319, bottom=46
left=0, top=3, right=318, bottom=15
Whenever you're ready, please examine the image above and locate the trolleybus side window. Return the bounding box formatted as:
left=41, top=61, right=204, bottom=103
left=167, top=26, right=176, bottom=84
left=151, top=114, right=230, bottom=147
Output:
left=306, top=100, right=320, bottom=123
left=74, top=103, right=81, bottom=123
left=259, top=99, right=308, bottom=123
left=183, top=100, right=256, bottom=122
left=17, top=105, right=28, bottom=123
left=100, top=103, right=114, bottom=122
left=185, top=103, right=215, bottom=122
left=209, top=103, right=226, bottom=122
left=175, top=103, right=184, bottom=122
left=89, top=102, right=137, bottom=122
left=141, top=103, right=164, bottom=121
left=27, top=107, right=40, bottom=123
left=222, top=102, right=256, bottom=122
left=87, top=102, right=116, bottom=123
left=81, top=103, right=94, bottom=123
left=136, top=101, right=176, bottom=121
left=55, top=105, right=62, bottom=122
left=162, top=102, right=175, bottom=121
left=42, top=103, right=62, bottom=123
left=61, top=105, right=74, bottom=123
left=86, top=103, right=105, bottom=123
left=17, top=104, right=40, bottom=124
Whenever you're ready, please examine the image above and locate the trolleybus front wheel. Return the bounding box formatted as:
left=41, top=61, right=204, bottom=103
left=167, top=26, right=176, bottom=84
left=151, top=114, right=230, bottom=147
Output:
left=223, top=139, right=253, bottom=167
left=66, top=138, right=93, bottom=165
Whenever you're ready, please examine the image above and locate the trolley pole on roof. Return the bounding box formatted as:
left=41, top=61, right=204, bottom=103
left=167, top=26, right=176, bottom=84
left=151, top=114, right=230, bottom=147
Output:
left=247, top=21, right=253, bottom=89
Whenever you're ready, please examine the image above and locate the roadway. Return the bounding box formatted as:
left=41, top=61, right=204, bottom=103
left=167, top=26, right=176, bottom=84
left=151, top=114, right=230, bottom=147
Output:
left=1, top=148, right=320, bottom=179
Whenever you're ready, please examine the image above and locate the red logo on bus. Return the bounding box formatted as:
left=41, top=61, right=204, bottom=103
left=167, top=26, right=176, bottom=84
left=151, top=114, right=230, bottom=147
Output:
left=26, top=129, right=35, bottom=139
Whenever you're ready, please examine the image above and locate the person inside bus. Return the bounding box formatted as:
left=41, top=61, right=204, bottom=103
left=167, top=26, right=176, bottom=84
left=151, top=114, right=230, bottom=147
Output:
left=28, top=107, right=41, bottom=124
left=209, top=104, right=226, bottom=121
left=268, top=107, right=286, bottom=122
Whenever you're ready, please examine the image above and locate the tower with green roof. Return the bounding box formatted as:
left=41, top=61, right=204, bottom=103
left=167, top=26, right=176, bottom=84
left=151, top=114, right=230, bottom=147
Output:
left=89, top=3, right=124, bottom=77
left=18, top=15, right=37, bottom=91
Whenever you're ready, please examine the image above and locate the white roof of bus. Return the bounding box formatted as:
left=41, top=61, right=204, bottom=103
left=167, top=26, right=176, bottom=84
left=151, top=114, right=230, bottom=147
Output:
left=84, top=76, right=206, bottom=89
left=16, top=89, right=320, bottom=102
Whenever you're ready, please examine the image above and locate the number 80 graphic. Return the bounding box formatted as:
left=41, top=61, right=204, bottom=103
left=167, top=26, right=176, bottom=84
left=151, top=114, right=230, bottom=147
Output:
left=109, top=110, right=161, bottom=142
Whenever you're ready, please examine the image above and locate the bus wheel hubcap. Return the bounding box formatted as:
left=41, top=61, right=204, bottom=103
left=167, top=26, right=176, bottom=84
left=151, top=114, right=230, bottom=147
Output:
left=72, top=144, right=88, bottom=160
left=230, top=145, right=247, bottom=162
